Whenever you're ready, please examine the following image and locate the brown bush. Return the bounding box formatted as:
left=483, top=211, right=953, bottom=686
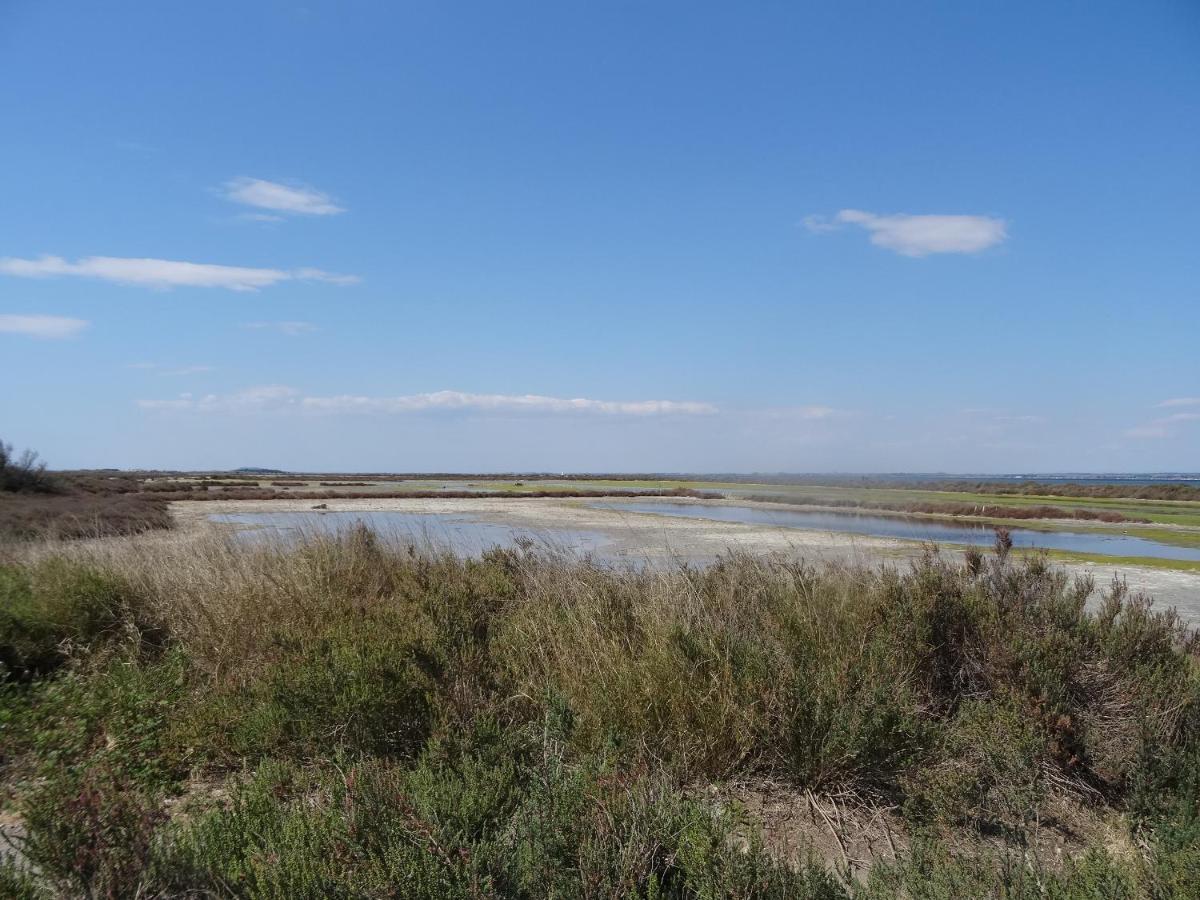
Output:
left=747, top=495, right=1150, bottom=524
left=0, top=494, right=172, bottom=540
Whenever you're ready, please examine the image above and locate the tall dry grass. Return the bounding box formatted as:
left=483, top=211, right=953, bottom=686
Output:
left=11, top=526, right=1195, bottom=792
left=3, top=527, right=1200, bottom=896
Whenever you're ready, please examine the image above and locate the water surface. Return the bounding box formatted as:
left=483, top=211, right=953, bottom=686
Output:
left=588, top=501, right=1200, bottom=562
left=210, top=511, right=612, bottom=557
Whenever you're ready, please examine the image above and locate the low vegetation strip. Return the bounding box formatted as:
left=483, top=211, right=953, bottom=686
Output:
left=0, top=532, right=1197, bottom=897
left=143, top=486, right=725, bottom=502
left=1, top=441, right=733, bottom=542
left=925, top=480, right=1200, bottom=503
left=747, top=494, right=1151, bottom=524
left=0, top=441, right=172, bottom=541
left=0, top=494, right=172, bottom=541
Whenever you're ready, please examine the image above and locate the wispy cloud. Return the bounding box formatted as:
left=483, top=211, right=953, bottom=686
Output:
left=992, top=415, right=1046, bottom=424
left=243, top=321, right=319, bottom=336
left=139, top=387, right=718, bottom=417
left=223, top=177, right=345, bottom=216
left=0, top=314, right=88, bottom=339
left=961, top=407, right=1047, bottom=424
left=1124, top=411, right=1200, bottom=440
left=805, top=209, right=1007, bottom=256
left=759, top=405, right=845, bottom=421
left=125, top=362, right=214, bottom=376
left=1157, top=397, right=1200, bottom=408
left=138, top=385, right=297, bottom=412
left=302, top=392, right=718, bottom=416
left=0, top=256, right=358, bottom=291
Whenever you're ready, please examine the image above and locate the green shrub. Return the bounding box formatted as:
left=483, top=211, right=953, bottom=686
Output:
left=12, top=652, right=189, bottom=792
left=0, top=561, right=152, bottom=680
left=862, top=840, right=1142, bottom=900
left=18, top=762, right=164, bottom=900
left=4, top=653, right=189, bottom=897
left=181, top=616, right=441, bottom=762
left=152, top=719, right=846, bottom=899
left=0, top=859, right=46, bottom=900
left=777, top=582, right=927, bottom=787
left=903, top=698, right=1045, bottom=833
left=0, top=540, right=1196, bottom=896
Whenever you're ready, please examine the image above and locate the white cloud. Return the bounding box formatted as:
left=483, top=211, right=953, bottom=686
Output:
left=805, top=209, right=1007, bottom=256
left=0, top=255, right=359, bottom=291
left=0, top=314, right=88, bottom=339
left=1157, top=397, right=1200, bottom=408
left=139, top=387, right=717, bottom=417
left=302, top=391, right=718, bottom=416
left=244, top=321, right=319, bottom=336
left=223, top=177, right=344, bottom=216
left=292, top=267, right=359, bottom=286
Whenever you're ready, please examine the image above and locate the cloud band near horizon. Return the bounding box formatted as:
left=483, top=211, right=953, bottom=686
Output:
left=138, top=387, right=720, bottom=416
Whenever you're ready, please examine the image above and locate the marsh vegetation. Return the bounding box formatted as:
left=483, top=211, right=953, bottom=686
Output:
left=1, top=528, right=1197, bottom=897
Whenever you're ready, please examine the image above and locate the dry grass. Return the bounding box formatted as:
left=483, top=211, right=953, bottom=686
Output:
left=3, top=529, right=1198, bottom=896
left=22, top=528, right=1196, bottom=792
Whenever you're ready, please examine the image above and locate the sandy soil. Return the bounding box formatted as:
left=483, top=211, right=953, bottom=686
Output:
left=172, top=496, right=1200, bottom=625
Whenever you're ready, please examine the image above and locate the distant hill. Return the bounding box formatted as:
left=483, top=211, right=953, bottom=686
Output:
left=231, top=467, right=287, bottom=475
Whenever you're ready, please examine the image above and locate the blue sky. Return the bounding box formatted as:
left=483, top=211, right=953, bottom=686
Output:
left=2, top=1, right=1197, bottom=472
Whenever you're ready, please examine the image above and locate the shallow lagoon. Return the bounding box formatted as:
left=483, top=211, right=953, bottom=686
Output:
left=587, top=501, right=1200, bottom=563
left=209, top=510, right=613, bottom=557
left=209, top=502, right=1200, bottom=564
